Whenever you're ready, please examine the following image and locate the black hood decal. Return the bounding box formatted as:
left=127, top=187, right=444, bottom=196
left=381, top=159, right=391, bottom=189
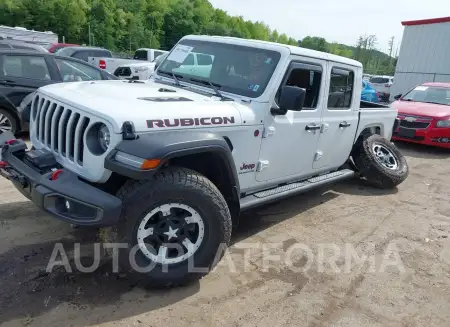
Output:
left=137, top=96, right=193, bottom=102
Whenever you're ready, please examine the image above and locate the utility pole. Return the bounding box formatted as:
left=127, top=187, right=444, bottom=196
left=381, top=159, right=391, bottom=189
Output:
left=88, top=23, right=91, bottom=46
left=388, top=36, right=394, bottom=72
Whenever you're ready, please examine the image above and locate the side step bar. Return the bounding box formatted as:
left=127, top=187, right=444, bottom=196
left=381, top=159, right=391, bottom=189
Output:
left=240, top=169, right=355, bottom=211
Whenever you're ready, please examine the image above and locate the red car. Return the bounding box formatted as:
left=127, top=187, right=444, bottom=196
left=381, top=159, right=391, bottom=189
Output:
left=44, top=43, right=79, bottom=53
left=392, top=82, right=450, bottom=148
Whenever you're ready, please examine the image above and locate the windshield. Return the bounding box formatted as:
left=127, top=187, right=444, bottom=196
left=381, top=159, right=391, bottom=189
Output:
left=402, top=86, right=450, bottom=106
left=157, top=39, right=281, bottom=98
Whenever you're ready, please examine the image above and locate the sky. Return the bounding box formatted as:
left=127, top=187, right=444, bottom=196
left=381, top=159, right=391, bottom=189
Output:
left=208, top=0, right=449, bottom=54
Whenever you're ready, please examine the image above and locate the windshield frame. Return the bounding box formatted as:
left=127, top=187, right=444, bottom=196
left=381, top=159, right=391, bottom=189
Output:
left=155, top=38, right=283, bottom=99
left=401, top=85, right=450, bottom=106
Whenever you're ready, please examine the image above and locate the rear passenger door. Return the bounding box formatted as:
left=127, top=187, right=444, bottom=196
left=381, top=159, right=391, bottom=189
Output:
left=313, top=64, right=359, bottom=170
left=0, top=54, right=58, bottom=107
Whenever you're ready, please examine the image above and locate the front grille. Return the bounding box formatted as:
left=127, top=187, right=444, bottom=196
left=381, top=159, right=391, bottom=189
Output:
left=113, top=67, right=131, bottom=77
left=398, top=114, right=432, bottom=129
left=34, top=96, right=90, bottom=165
left=399, top=120, right=430, bottom=129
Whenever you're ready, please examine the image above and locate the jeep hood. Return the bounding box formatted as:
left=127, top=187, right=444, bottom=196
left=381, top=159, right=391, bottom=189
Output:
left=38, top=80, right=255, bottom=133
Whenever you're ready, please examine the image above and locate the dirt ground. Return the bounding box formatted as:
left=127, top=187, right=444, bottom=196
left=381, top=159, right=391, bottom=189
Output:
left=1, top=141, right=450, bottom=327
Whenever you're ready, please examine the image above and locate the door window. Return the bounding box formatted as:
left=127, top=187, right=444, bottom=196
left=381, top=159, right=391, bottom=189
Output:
left=2, top=55, right=51, bottom=80
left=279, top=62, right=322, bottom=110
left=72, top=51, right=89, bottom=62
left=55, top=58, right=102, bottom=81
left=328, top=67, right=354, bottom=109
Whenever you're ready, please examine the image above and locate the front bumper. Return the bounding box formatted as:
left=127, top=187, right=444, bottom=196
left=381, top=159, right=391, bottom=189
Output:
left=392, top=126, right=450, bottom=148
left=0, top=138, right=122, bottom=226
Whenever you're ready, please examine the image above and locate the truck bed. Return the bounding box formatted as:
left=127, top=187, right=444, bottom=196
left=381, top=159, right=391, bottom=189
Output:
left=88, top=57, right=142, bottom=74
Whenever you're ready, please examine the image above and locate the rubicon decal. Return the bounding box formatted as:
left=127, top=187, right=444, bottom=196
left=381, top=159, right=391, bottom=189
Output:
left=239, top=162, right=256, bottom=174
left=147, top=117, right=235, bottom=128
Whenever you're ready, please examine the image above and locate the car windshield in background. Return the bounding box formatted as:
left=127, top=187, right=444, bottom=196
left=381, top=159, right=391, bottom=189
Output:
left=369, top=77, right=390, bottom=84
left=402, top=86, right=450, bottom=106
left=157, top=39, right=281, bottom=98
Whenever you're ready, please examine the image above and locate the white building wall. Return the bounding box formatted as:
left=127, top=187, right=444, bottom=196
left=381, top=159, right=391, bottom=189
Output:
left=391, top=21, right=450, bottom=99
left=0, top=26, right=58, bottom=45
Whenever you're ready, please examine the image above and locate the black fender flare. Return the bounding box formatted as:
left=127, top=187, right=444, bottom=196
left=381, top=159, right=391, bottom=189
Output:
left=105, top=130, right=240, bottom=193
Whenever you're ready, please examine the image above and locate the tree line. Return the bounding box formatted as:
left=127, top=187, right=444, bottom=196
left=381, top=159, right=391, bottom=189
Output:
left=0, top=0, right=396, bottom=75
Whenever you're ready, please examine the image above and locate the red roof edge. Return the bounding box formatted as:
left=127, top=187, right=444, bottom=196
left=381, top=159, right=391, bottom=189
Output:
left=402, top=16, right=450, bottom=26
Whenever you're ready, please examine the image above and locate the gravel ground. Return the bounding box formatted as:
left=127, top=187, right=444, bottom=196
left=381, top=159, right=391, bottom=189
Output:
left=1, top=141, right=450, bottom=327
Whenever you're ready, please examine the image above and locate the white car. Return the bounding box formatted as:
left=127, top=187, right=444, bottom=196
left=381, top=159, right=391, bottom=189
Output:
left=0, top=35, right=408, bottom=287
left=369, top=75, right=394, bottom=102
left=89, top=48, right=168, bottom=75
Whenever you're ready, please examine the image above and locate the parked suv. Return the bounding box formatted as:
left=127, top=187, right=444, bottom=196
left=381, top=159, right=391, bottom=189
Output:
left=369, top=75, right=394, bottom=102
left=0, top=35, right=408, bottom=287
left=0, top=50, right=117, bottom=134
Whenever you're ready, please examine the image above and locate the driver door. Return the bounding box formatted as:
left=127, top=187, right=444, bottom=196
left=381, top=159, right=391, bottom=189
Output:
left=256, top=57, right=326, bottom=182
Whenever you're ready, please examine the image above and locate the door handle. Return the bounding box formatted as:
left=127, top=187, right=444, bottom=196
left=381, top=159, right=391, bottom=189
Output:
left=305, top=124, right=321, bottom=131
left=339, top=121, right=351, bottom=128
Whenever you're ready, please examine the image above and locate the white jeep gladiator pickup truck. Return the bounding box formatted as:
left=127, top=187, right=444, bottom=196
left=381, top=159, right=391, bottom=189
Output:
left=0, top=35, right=407, bottom=287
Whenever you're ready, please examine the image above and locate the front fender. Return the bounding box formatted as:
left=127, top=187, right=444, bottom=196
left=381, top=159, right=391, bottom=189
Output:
left=104, top=130, right=239, bottom=190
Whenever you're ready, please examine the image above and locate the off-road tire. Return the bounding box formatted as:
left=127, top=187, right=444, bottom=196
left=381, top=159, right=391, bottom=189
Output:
left=100, top=167, right=232, bottom=288
left=352, top=134, right=408, bottom=189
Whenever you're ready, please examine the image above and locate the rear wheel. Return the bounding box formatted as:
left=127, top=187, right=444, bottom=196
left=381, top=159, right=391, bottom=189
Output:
left=353, top=134, right=408, bottom=189
left=100, top=167, right=232, bottom=287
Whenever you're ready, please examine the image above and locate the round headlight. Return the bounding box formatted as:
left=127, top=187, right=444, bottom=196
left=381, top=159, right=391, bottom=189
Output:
left=98, top=124, right=110, bottom=151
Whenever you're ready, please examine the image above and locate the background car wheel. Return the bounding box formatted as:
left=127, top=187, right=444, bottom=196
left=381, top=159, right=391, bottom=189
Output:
left=353, top=134, right=409, bottom=189
left=100, top=167, right=232, bottom=288
left=0, top=109, right=19, bottom=135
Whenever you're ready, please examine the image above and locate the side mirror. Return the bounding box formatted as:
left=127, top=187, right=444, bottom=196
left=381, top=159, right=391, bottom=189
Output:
left=394, top=93, right=402, bottom=100
left=271, top=86, right=306, bottom=115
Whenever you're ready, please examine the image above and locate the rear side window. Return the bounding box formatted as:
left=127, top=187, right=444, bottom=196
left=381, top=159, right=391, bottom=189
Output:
left=197, top=54, right=213, bottom=66
left=328, top=67, right=354, bottom=109
left=72, top=51, right=89, bottom=62
left=183, top=54, right=195, bottom=65
left=369, top=77, right=389, bottom=84
left=97, top=50, right=112, bottom=58
left=153, top=51, right=165, bottom=59
left=134, top=50, right=148, bottom=60
left=3, top=55, right=51, bottom=80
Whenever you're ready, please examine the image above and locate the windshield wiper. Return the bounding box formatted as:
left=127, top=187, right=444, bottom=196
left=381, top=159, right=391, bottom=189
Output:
left=424, top=101, right=445, bottom=105
left=188, top=78, right=232, bottom=101
left=158, top=70, right=183, bottom=87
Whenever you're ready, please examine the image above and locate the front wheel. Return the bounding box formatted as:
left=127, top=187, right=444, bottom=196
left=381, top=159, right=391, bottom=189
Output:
left=353, top=134, right=409, bottom=189
left=101, top=167, right=232, bottom=287
left=0, top=109, right=19, bottom=135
